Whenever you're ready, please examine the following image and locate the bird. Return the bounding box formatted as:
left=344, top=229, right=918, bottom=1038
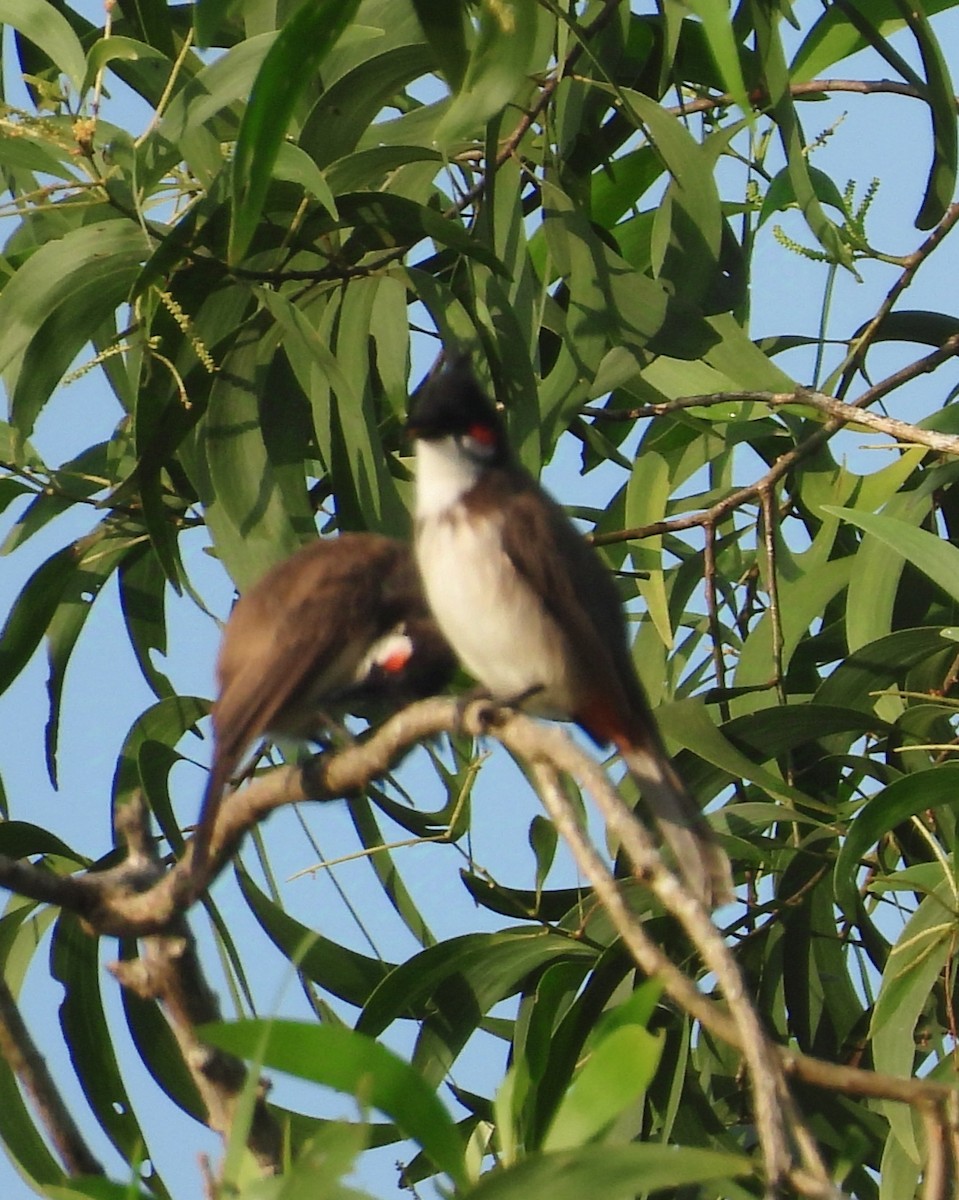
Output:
left=408, top=355, right=732, bottom=908
left=192, top=533, right=456, bottom=871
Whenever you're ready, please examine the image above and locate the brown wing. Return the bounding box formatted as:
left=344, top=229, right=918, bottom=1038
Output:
left=475, top=466, right=654, bottom=742
left=193, top=534, right=406, bottom=869
left=485, top=468, right=731, bottom=906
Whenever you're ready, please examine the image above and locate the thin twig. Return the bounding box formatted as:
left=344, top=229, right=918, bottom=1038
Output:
left=588, top=382, right=959, bottom=456
left=669, top=77, right=945, bottom=123
left=836, top=201, right=959, bottom=399
left=702, top=519, right=731, bottom=720
left=106, top=795, right=282, bottom=1175
left=760, top=486, right=787, bottom=708
left=0, top=975, right=104, bottom=1176
left=588, top=347, right=959, bottom=550
left=516, top=738, right=837, bottom=1196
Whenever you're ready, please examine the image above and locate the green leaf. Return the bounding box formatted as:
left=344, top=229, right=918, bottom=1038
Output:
left=542, top=1025, right=662, bottom=1151
left=202, top=1020, right=470, bottom=1190
left=683, top=0, right=751, bottom=116
left=749, top=0, right=852, bottom=267
left=229, top=0, right=362, bottom=262
left=732, top=556, right=853, bottom=708
left=872, top=878, right=955, bottom=1159
left=759, top=164, right=848, bottom=225
left=894, top=0, right=958, bottom=229
left=0, top=902, right=71, bottom=1185
left=462, top=1144, right=750, bottom=1200
left=80, top=35, right=169, bottom=96
left=825, top=507, right=959, bottom=602
left=432, top=0, right=546, bottom=145
left=1, top=443, right=112, bottom=555
left=792, top=0, right=959, bottom=82
left=625, top=449, right=671, bottom=646
left=658, top=699, right=816, bottom=809
left=261, top=286, right=408, bottom=535
left=0, top=821, right=85, bottom=860
left=0, top=127, right=79, bottom=179
left=112, top=695, right=208, bottom=812
left=350, top=790, right=440, bottom=947
left=271, top=142, right=338, bottom=218
left=43, top=1180, right=156, bottom=1199
left=0, top=0, right=87, bottom=90
left=816, top=626, right=952, bottom=713
left=44, top=531, right=139, bottom=787
left=300, top=41, right=434, bottom=168
left=250, top=1121, right=374, bottom=1200
left=620, top=90, right=724, bottom=309
left=51, top=913, right=160, bottom=1182
left=529, top=815, right=558, bottom=896
left=410, top=0, right=469, bottom=92
left=193, top=0, right=237, bottom=48
left=862, top=308, right=959, bottom=349
left=0, top=544, right=76, bottom=697
left=118, top=543, right=175, bottom=701
left=324, top=143, right=443, bottom=194
left=834, top=766, right=959, bottom=919
left=0, top=220, right=146, bottom=437
left=156, top=32, right=274, bottom=152
left=202, top=318, right=303, bottom=588
left=840, top=480, right=931, bottom=653
left=236, top=868, right=393, bottom=1007
left=358, top=930, right=595, bottom=1039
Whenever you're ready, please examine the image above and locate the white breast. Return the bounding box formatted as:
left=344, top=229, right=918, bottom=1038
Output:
left=415, top=503, right=575, bottom=716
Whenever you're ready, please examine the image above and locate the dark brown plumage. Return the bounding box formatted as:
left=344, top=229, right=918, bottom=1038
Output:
left=409, top=356, right=732, bottom=907
left=193, top=534, right=455, bottom=870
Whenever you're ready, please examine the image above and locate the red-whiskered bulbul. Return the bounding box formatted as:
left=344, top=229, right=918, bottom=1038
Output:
left=193, top=533, right=455, bottom=870
left=408, top=356, right=732, bottom=908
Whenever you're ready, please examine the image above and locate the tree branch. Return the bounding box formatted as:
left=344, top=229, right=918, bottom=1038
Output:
left=107, top=795, right=282, bottom=1177
left=586, top=348, right=959, bottom=549
left=1, top=695, right=955, bottom=1181
left=0, top=975, right=104, bottom=1177
left=588, top=381, right=959, bottom=456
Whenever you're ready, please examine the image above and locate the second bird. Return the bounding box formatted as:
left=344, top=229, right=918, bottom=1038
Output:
left=408, top=356, right=732, bottom=909
left=194, top=533, right=455, bottom=870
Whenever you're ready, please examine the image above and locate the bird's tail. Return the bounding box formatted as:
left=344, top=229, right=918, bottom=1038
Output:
left=191, top=768, right=225, bottom=877
left=618, top=739, right=733, bottom=909
left=191, top=732, right=242, bottom=878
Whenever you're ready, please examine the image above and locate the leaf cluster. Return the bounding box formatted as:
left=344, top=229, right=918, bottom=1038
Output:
left=2, top=1, right=959, bottom=1198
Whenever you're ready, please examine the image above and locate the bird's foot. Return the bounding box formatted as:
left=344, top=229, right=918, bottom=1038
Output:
left=456, top=684, right=544, bottom=734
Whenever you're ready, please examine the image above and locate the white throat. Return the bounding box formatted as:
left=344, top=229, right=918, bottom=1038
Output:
left=414, top=435, right=482, bottom=519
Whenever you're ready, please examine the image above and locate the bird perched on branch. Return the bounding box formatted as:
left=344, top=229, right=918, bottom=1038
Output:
left=408, top=355, right=732, bottom=908
left=193, top=534, right=455, bottom=871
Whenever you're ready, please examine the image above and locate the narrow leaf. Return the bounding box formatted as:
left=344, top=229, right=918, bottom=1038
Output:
left=684, top=0, right=751, bottom=117
left=825, top=507, right=959, bottom=602
left=433, top=0, right=545, bottom=145
left=0, top=0, right=87, bottom=89
left=0, top=545, right=76, bottom=697
left=463, top=1144, right=750, bottom=1200
left=834, top=766, right=959, bottom=919
left=893, top=0, right=958, bottom=228
left=229, top=0, right=361, bottom=261
left=542, top=1025, right=662, bottom=1151
left=410, top=0, right=469, bottom=91
left=202, top=1019, right=469, bottom=1189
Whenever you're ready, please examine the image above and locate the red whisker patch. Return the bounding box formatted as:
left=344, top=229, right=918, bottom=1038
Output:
left=381, top=646, right=413, bottom=673
left=468, top=422, right=498, bottom=446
